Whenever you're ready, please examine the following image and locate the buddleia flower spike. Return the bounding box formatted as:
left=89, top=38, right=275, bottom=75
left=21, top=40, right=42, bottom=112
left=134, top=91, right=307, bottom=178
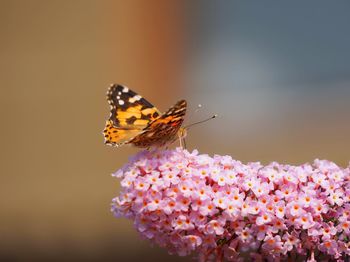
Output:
left=111, top=148, right=350, bottom=261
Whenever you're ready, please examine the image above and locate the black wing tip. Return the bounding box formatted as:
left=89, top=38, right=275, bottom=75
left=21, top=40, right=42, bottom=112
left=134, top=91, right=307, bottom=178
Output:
left=106, top=84, right=135, bottom=102
left=107, top=83, right=123, bottom=92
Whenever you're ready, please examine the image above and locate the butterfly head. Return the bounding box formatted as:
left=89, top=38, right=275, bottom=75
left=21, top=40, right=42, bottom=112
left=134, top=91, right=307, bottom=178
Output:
left=177, top=127, right=187, bottom=140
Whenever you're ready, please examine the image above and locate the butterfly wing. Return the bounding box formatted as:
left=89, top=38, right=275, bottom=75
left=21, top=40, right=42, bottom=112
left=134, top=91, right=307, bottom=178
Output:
left=103, top=84, right=161, bottom=146
left=128, top=100, right=187, bottom=148
left=103, top=120, right=144, bottom=146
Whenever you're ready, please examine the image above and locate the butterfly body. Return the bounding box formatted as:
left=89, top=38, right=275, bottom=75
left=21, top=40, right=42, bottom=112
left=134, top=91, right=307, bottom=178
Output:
left=103, top=84, right=186, bottom=148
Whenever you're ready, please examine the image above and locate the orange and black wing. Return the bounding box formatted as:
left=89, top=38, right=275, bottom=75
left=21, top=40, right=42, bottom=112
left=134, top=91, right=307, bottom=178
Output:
left=103, top=84, right=161, bottom=146
left=128, top=100, right=187, bottom=148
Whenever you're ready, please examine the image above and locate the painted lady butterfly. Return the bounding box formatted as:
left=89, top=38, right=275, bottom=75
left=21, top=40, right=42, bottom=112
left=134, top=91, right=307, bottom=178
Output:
left=103, top=84, right=187, bottom=148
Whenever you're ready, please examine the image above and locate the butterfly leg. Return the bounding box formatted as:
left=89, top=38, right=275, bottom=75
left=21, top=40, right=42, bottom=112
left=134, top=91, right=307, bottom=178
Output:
left=178, top=133, right=187, bottom=149
left=183, top=137, right=187, bottom=149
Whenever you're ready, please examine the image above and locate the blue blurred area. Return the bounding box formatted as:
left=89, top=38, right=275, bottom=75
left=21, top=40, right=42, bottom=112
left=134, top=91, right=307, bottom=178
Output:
left=188, top=1, right=350, bottom=89
left=185, top=1, right=350, bottom=162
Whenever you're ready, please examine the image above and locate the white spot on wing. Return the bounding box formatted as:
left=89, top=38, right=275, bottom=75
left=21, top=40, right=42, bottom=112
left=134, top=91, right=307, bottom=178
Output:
left=118, top=92, right=122, bottom=95
left=134, top=95, right=142, bottom=101
left=122, top=87, right=129, bottom=93
left=118, top=100, right=125, bottom=105
left=129, top=95, right=142, bottom=103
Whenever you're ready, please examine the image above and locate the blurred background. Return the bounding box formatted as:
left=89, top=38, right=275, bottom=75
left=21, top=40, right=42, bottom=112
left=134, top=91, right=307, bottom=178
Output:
left=1, top=0, right=349, bottom=261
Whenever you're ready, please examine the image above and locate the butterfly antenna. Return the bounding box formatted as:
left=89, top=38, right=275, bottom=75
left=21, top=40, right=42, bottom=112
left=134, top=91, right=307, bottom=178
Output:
left=184, top=114, right=218, bottom=129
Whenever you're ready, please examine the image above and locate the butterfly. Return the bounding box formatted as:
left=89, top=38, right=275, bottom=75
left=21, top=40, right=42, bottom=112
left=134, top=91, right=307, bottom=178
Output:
left=103, top=84, right=187, bottom=148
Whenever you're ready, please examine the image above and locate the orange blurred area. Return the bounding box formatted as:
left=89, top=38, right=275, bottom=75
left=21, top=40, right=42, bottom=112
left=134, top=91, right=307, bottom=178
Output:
left=1, top=1, right=349, bottom=261
left=1, top=0, right=190, bottom=261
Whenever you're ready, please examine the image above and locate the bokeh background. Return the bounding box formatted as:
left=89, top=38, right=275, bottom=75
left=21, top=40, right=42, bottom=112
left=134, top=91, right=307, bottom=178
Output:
left=1, top=0, right=349, bottom=261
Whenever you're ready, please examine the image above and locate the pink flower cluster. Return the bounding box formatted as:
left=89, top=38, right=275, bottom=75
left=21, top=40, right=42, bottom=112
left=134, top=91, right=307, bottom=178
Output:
left=111, top=148, right=350, bottom=261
